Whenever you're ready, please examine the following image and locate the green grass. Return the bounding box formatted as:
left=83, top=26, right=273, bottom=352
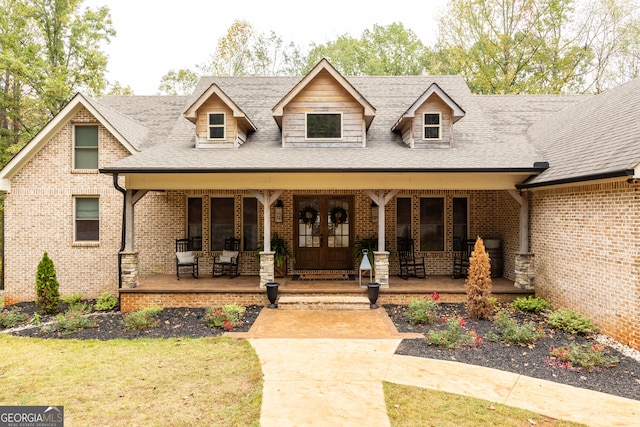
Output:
left=384, top=382, right=586, bottom=427
left=0, top=336, right=262, bottom=426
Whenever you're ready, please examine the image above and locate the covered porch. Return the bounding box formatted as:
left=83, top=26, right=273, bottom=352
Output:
left=119, top=274, right=533, bottom=312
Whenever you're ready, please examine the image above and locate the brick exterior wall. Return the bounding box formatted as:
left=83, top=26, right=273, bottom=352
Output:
left=3, top=108, right=128, bottom=304
left=529, top=180, right=640, bottom=349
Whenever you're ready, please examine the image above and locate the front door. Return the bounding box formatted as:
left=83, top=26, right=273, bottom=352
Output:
left=295, top=195, right=353, bottom=270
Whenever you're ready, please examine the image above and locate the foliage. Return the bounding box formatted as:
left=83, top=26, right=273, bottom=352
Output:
left=94, top=292, right=118, bottom=311
left=60, top=292, right=83, bottom=306
left=257, top=233, right=294, bottom=268
left=464, top=237, right=493, bottom=319
left=44, top=302, right=94, bottom=334
left=546, top=309, right=598, bottom=335
left=550, top=343, right=619, bottom=372
left=426, top=316, right=483, bottom=349
left=122, top=306, right=163, bottom=331
left=0, top=308, right=28, bottom=329
left=512, top=295, right=551, bottom=314
left=205, top=304, right=245, bottom=331
left=35, top=251, right=60, bottom=314
left=405, top=293, right=441, bottom=325
left=487, top=310, right=545, bottom=345
left=158, top=68, right=200, bottom=95
left=354, top=235, right=378, bottom=266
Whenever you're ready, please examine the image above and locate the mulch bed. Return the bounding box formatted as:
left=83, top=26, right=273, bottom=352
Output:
left=386, top=303, right=640, bottom=401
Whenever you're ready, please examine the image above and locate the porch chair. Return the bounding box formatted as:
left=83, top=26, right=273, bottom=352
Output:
left=397, top=237, right=427, bottom=280
left=452, top=239, right=476, bottom=279
left=176, top=238, right=198, bottom=280
left=212, top=237, right=241, bottom=278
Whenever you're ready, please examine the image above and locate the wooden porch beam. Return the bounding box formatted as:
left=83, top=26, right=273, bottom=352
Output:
left=250, top=190, right=283, bottom=252
left=131, top=190, right=148, bottom=205
left=364, top=190, right=399, bottom=251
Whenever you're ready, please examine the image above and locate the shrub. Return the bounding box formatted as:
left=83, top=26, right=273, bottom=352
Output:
left=123, top=306, right=163, bottom=331
left=405, top=293, right=440, bottom=324
left=61, top=292, right=83, bottom=306
left=426, top=316, right=483, bottom=349
left=464, top=237, right=493, bottom=319
left=205, top=304, right=246, bottom=331
left=487, top=310, right=544, bottom=345
left=547, top=309, right=597, bottom=335
left=44, top=303, right=95, bottom=334
left=0, top=308, right=28, bottom=329
left=94, top=292, right=118, bottom=311
left=550, top=343, right=619, bottom=372
left=511, top=296, right=550, bottom=314
left=35, top=252, right=60, bottom=314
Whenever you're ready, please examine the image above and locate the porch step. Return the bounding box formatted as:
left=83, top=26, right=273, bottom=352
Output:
left=276, top=295, right=371, bottom=310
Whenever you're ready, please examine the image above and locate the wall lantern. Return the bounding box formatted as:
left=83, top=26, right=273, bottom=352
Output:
left=274, top=199, right=284, bottom=223
left=370, top=200, right=378, bottom=222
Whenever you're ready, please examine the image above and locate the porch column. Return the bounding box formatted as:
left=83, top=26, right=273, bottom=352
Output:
left=508, top=190, right=529, bottom=252
left=120, top=252, right=139, bottom=288
left=374, top=251, right=390, bottom=288
left=515, top=252, right=535, bottom=289
left=365, top=190, right=398, bottom=288
left=250, top=190, right=282, bottom=287
left=120, top=189, right=147, bottom=288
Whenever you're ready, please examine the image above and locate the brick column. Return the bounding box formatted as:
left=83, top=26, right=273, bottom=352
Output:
left=515, top=252, right=535, bottom=290
left=120, top=252, right=139, bottom=288
left=259, top=251, right=275, bottom=289
left=374, top=251, right=390, bottom=288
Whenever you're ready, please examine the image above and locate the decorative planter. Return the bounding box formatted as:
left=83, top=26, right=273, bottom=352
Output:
left=266, top=282, right=279, bottom=308
left=367, top=282, right=380, bottom=309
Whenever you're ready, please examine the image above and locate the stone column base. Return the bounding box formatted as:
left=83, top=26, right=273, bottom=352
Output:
left=120, top=252, right=139, bottom=288
left=259, top=251, right=275, bottom=289
left=374, top=251, right=390, bottom=288
left=515, top=252, right=535, bottom=290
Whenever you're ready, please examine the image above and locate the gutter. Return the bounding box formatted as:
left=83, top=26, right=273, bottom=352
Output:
left=112, top=173, right=127, bottom=292
left=517, top=169, right=633, bottom=189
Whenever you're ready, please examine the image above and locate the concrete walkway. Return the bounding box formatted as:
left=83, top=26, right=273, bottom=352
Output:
left=230, top=309, right=640, bottom=427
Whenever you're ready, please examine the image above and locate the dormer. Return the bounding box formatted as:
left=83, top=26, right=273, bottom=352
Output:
left=272, top=59, right=376, bottom=148
left=184, top=84, right=257, bottom=149
left=391, top=83, right=465, bottom=148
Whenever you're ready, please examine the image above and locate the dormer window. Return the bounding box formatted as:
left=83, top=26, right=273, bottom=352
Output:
left=208, top=113, right=226, bottom=140
left=306, top=112, right=342, bottom=140
left=423, top=113, right=441, bottom=140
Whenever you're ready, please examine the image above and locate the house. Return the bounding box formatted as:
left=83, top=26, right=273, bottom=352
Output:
left=0, top=59, right=638, bottom=349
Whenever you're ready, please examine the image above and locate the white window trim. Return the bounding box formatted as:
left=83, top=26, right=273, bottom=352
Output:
left=422, top=112, right=442, bottom=141
left=305, top=112, right=343, bottom=140
left=73, top=124, right=99, bottom=170
left=207, top=112, right=226, bottom=140
left=74, top=195, right=100, bottom=243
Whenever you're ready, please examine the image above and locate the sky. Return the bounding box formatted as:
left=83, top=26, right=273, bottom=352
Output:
left=84, top=0, right=449, bottom=95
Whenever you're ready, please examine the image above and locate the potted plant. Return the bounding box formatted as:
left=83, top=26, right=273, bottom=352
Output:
left=257, top=233, right=294, bottom=277
left=354, top=235, right=378, bottom=269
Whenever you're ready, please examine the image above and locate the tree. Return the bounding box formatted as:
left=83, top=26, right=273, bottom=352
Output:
left=35, top=251, right=60, bottom=314
left=106, top=81, right=134, bottom=96
left=158, top=69, right=199, bottom=95
left=306, top=23, right=430, bottom=75
left=465, top=237, right=493, bottom=319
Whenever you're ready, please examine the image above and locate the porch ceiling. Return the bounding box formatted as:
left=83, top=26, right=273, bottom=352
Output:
left=121, top=171, right=535, bottom=190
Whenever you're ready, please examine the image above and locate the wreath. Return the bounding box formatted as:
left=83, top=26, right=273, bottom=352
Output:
left=330, top=206, right=348, bottom=225
left=299, top=206, right=319, bottom=225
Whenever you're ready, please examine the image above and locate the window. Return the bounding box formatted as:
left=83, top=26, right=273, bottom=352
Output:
left=210, top=197, right=234, bottom=250
left=208, top=113, right=225, bottom=140
left=187, top=198, right=202, bottom=251
left=306, top=113, right=342, bottom=139
left=423, top=113, right=441, bottom=140
left=420, top=198, right=444, bottom=251
left=75, top=197, right=99, bottom=241
left=74, top=125, right=98, bottom=169
left=453, top=197, right=468, bottom=251
left=243, top=198, right=258, bottom=251
left=396, top=197, right=412, bottom=239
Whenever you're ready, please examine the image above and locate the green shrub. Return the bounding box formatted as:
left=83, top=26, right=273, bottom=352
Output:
left=35, top=251, right=60, bottom=314
left=426, top=317, right=483, bottom=349
left=44, top=303, right=95, bottom=334
left=487, top=310, right=544, bottom=345
left=511, top=296, right=550, bottom=314
left=546, top=309, right=597, bottom=335
left=94, top=292, right=118, bottom=311
left=0, top=308, right=28, bottom=329
left=205, top=304, right=246, bottom=331
left=550, top=343, right=619, bottom=372
left=405, top=293, right=440, bottom=325
left=123, top=306, right=163, bottom=331
left=61, top=292, right=83, bottom=306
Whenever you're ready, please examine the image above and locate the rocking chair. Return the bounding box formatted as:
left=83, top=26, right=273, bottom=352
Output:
left=397, top=237, right=427, bottom=280
left=176, top=238, right=198, bottom=280
left=452, top=239, right=475, bottom=279
left=213, top=237, right=241, bottom=278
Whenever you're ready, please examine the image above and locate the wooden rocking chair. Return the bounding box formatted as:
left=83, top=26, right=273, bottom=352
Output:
left=212, top=237, right=241, bottom=278
left=176, top=238, right=198, bottom=280
left=397, top=237, right=427, bottom=280
left=452, top=239, right=475, bottom=279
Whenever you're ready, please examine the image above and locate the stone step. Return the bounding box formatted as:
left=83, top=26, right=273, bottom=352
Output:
left=276, top=295, right=371, bottom=310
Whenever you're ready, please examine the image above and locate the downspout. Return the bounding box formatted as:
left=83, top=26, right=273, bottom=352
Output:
left=113, top=174, right=127, bottom=290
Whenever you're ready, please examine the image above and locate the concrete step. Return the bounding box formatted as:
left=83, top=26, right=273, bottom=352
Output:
left=276, top=295, right=372, bottom=310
